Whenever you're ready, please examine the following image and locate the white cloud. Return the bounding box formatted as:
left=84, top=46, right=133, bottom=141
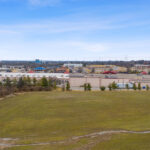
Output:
left=0, top=19, right=114, bottom=34
left=0, top=10, right=149, bottom=35
left=0, top=18, right=147, bottom=35
left=0, top=38, right=150, bottom=60
left=28, top=0, right=61, bottom=6
left=0, top=0, right=62, bottom=6
left=67, top=41, right=108, bottom=52
left=0, top=29, right=18, bottom=34
left=0, top=38, right=108, bottom=60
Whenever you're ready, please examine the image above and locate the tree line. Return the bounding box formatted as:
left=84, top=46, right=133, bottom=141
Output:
left=83, top=82, right=150, bottom=91
left=0, top=77, right=68, bottom=97
left=0, top=77, right=149, bottom=98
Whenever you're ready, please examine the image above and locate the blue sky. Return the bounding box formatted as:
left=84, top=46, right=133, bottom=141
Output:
left=0, top=0, right=150, bottom=60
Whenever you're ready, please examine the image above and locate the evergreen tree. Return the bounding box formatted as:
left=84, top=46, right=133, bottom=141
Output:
left=5, top=77, right=11, bottom=88
left=41, top=77, right=48, bottom=87
left=112, top=82, right=118, bottom=90
left=126, top=84, right=129, bottom=90
left=84, top=83, right=87, bottom=91
left=133, top=83, right=137, bottom=90
left=138, top=83, right=141, bottom=90
left=53, top=81, right=57, bottom=90
left=48, top=78, right=53, bottom=88
left=146, top=85, right=149, bottom=91
left=27, top=76, right=31, bottom=86
left=66, top=81, right=70, bottom=91
left=12, top=78, right=17, bottom=87
left=33, top=78, right=37, bottom=86
left=17, top=77, right=24, bottom=89
left=108, top=84, right=112, bottom=91
left=0, top=82, right=2, bottom=96
left=87, top=83, right=91, bottom=91
left=23, top=77, right=27, bottom=86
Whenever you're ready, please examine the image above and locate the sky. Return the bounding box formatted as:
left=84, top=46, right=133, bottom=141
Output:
left=0, top=0, right=150, bottom=61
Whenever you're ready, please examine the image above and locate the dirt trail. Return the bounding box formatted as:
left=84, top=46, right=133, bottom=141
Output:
left=1, top=130, right=150, bottom=149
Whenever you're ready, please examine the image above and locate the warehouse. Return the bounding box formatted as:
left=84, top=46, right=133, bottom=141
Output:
left=69, top=76, right=150, bottom=90
left=0, top=73, right=69, bottom=80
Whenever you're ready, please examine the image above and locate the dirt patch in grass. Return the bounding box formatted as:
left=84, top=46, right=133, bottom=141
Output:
left=1, top=130, right=150, bottom=149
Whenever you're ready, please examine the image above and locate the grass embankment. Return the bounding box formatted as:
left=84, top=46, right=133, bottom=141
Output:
left=0, top=91, right=150, bottom=150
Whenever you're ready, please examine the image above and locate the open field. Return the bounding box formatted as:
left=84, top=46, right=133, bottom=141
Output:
left=0, top=91, right=150, bottom=150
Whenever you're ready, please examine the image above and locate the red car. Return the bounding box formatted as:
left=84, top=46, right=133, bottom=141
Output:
left=103, top=71, right=117, bottom=74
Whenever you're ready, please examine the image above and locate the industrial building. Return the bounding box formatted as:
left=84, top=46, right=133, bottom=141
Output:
left=69, top=74, right=150, bottom=90
left=0, top=73, right=69, bottom=80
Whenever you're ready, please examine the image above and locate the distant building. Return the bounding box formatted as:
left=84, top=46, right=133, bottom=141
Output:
left=117, top=83, right=133, bottom=89
left=69, top=77, right=131, bottom=90
left=1, top=65, right=25, bottom=73
left=35, top=59, right=42, bottom=64
left=56, top=67, right=69, bottom=73
left=131, top=64, right=150, bottom=73
left=0, top=73, right=69, bottom=79
left=87, top=65, right=127, bottom=74
left=0, top=67, right=11, bottom=72
left=34, top=67, right=46, bottom=72
left=63, top=64, right=83, bottom=68
left=69, top=76, right=150, bottom=90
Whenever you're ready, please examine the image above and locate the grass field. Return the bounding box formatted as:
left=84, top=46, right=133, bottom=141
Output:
left=0, top=91, right=150, bottom=150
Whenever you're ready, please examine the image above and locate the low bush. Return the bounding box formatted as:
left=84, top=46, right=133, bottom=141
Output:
left=100, top=86, right=106, bottom=91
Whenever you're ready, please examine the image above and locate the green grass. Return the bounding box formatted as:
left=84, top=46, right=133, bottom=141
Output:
left=92, top=134, right=150, bottom=150
left=0, top=91, right=150, bottom=150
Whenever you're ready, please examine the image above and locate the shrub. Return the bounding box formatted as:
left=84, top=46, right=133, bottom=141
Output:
left=146, top=85, right=149, bottom=91
left=87, top=83, right=92, bottom=91
left=112, top=82, right=118, bottom=90
left=133, top=83, right=137, bottom=90
left=41, top=77, right=48, bottom=87
left=62, top=85, right=65, bottom=92
left=138, top=83, right=141, bottom=90
left=108, top=84, right=112, bottom=91
left=66, top=81, right=70, bottom=91
left=84, top=83, right=87, bottom=91
left=17, top=77, right=24, bottom=90
left=126, top=84, right=129, bottom=90
left=100, top=86, right=106, bottom=91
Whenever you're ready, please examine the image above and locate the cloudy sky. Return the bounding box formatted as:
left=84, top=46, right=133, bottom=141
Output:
left=0, top=0, right=150, bottom=60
